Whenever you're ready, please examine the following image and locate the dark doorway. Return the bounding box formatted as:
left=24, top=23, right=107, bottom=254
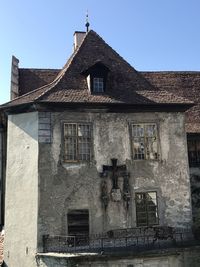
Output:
left=68, top=209, right=89, bottom=237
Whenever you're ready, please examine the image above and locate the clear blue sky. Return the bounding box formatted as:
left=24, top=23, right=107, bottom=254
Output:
left=1, top=0, right=200, bottom=104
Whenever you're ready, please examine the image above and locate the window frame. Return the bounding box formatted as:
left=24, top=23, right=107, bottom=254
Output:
left=130, top=123, right=158, bottom=160
left=135, top=191, right=159, bottom=227
left=93, top=77, right=104, bottom=93
left=187, top=134, right=200, bottom=167
left=63, top=122, right=92, bottom=163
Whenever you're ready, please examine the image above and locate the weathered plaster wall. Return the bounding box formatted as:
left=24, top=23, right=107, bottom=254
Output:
left=38, top=110, right=192, bottom=246
left=4, top=112, right=39, bottom=267
left=37, top=248, right=200, bottom=267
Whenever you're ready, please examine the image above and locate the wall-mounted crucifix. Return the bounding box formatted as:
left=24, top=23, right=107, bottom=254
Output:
left=102, top=158, right=127, bottom=189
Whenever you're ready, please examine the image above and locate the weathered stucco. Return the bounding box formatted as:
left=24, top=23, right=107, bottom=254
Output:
left=38, top=110, right=192, bottom=247
left=3, top=110, right=193, bottom=267
left=37, top=247, right=200, bottom=267
left=4, top=112, right=39, bottom=267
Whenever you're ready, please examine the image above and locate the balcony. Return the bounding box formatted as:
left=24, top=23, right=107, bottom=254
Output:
left=42, top=226, right=199, bottom=254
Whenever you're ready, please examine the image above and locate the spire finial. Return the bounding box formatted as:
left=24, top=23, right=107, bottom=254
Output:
left=85, top=10, right=90, bottom=32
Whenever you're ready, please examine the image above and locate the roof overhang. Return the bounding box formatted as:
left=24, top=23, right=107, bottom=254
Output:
left=0, top=101, right=194, bottom=115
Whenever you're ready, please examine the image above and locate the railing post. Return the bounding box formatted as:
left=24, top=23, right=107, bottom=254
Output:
left=42, top=234, right=49, bottom=253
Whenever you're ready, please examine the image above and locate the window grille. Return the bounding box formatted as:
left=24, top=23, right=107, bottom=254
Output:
left=135, top=192, right=159, bottom=227
left=187, top=138, right=200, bottom=166
left=131, top=123, right=158, bottom=160
left=93, top=77, right=104, bottom=92
left=64, top=123, right=91, bottom=161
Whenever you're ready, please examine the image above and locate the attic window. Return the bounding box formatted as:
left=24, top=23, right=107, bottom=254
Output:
left=82, top=62, right=109, bottom=94
left=93, top=77, right=104, bottom=92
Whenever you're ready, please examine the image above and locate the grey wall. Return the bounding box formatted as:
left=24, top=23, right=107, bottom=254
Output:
left=4, top=112, right=39, bottom=267
left=38, top=111, right=192, bottom=247
left=37, top=248, right=200, bottom=267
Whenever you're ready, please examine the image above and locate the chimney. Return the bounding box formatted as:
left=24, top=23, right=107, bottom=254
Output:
left=73, top=31, right=86, bottom=51
left=10, top=55, right=19, bottom=100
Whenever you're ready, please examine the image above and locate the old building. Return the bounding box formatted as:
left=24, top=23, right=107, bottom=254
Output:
left=1, top=30, right=200, bottom=267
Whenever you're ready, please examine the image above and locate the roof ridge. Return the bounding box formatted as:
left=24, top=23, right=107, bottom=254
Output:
left=19, top=68, right=61, bottom=71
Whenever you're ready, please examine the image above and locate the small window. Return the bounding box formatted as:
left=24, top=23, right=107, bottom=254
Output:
left=131, top=123, right=158, bottom=160
left=188, top=138, right=200, bottom=166
left=93, top=77, right=104, bottom=92
left=135, top=192, right=159, bottom=226
left=68, top=209, right=89, bottom=237
left=64, top=123, right=91, bottom=162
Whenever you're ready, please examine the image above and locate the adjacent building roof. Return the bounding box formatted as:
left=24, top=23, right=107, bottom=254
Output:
left=19, top=68, right=60, bottom=96
left=1, top=30, right=193, bottom=110
left=142, top=72, right=200, bottom=133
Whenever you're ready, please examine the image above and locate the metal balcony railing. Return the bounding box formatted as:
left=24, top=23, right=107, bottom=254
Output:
left=43, top=226, right=198, bottom=254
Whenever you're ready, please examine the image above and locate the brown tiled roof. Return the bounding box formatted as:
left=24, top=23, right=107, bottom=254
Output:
left=19, top=68, right=60, bottom=96
left=2, top=30, right=192, bottom=109
left=142, top=72, right=200, bottom=132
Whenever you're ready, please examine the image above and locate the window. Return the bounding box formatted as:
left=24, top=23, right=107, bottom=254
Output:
left=131, top=123, right=158, bottom=160
left=93, top=77, right=104, bottom=92
left=68, top=209, right=89, bottom=237
left=188, top=138, right=200, bottom=166
left=64, top=123, right=91, bottom=162
left=135, top=192, right=159, bottom=226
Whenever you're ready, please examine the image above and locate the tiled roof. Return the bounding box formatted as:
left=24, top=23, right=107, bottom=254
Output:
left=19, top=69, right=60, bottom=96
left=142, top=72, right=200, bottom=133
left=1, top=30, right=192, bottom=109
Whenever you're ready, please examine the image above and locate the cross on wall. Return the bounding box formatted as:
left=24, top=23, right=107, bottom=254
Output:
left=102, top=158, right=127, bottom=189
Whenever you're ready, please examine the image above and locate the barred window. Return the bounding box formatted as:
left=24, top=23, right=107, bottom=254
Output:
left=187, top=138, right=200, bottom=167
left=135, top=192, right=159, bottom=226
left=64, top=123, right=91, bottom=161
left=131, top=123, right=158, bottom=160
left=93, top=77, right=104, bottom=92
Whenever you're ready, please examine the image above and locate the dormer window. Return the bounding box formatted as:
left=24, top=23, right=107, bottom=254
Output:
left=93, top=77, right=104, bottom=92
left=82, top=62, right=109, bottom=94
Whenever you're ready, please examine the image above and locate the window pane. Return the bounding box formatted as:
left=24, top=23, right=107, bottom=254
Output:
left=64, top=123, right=77, bottom=137
left=64, top=123, right=91, bottom=161
left=136, top=192, right=158, bottom=226
left=132, top=123, right=157, bottom=160
left=93, top=77, right=104, bottom=92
